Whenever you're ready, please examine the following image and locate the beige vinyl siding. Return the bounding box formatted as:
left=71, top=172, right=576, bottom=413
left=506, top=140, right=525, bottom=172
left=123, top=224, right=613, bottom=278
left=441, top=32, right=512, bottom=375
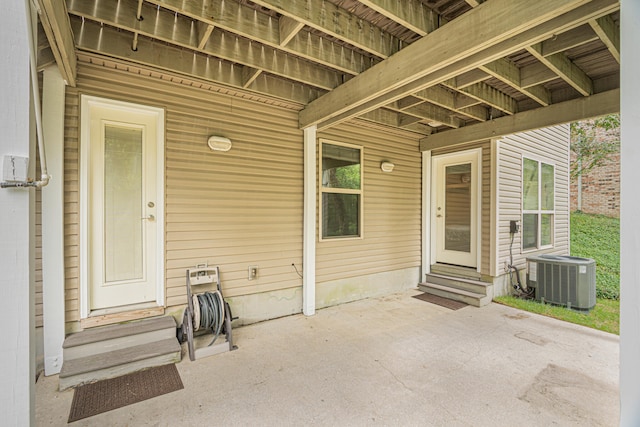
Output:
left=432, top=141, right=492, bottom=275
left=316, top=123, right=422, bottom=284
left=497, top=125, right=570, bottom=273
left=63, top=60, right=304, bottom=328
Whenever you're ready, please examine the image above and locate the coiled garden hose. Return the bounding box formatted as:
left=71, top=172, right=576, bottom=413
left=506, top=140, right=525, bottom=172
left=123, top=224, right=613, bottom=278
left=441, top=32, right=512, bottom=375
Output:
left=194, top=291, right=225, bottom=346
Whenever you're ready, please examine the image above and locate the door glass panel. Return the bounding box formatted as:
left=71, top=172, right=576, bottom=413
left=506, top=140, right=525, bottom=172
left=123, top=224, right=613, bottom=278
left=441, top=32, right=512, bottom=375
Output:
left=104, top=125, right=144, bottom=283
left=444, top=163, right=471, bottom=253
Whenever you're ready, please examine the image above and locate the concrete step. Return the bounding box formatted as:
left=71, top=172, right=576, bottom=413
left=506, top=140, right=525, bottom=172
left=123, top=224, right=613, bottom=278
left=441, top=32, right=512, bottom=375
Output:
left=59, top=316, right=181, bottom=390
left=418, top=282, right=491, bottom=307
left=425, top=273, right=492, bottom=296
left=430, top=264, right=482, bottom=280
left=59, top=338, right=181, bottom=390
left=63, top=316, right=177, bottom=360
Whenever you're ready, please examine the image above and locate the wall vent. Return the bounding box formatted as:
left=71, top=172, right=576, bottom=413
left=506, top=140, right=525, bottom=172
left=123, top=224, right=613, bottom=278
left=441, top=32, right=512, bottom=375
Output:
left=526, top=255, right=596, bottom=310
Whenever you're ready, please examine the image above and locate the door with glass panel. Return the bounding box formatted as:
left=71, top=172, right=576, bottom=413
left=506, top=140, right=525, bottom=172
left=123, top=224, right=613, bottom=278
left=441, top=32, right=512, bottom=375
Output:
left=433, top=150, right=480, bottom=268
left=88, top=105, right=160, bottom=310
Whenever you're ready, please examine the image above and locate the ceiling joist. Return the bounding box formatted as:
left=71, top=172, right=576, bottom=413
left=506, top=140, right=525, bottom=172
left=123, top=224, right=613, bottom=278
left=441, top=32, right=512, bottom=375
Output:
left=420, top=88, right=619, bottom=151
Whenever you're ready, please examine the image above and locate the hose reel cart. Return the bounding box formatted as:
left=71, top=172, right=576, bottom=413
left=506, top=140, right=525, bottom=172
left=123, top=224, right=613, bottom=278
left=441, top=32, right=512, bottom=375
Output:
left=181, top=265, right=237, bottom=361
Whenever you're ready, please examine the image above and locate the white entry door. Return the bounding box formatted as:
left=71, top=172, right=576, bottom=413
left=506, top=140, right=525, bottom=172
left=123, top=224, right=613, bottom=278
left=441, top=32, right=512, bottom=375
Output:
left=432, top=150, right=481, bottom=268
left=81, top=97, right=164, bottom=313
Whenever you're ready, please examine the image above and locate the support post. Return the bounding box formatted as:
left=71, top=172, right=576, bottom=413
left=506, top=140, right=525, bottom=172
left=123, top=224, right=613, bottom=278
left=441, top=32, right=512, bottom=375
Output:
left=620, top=1, right=640, bottom=425
left=42, top=66, right=66, bottom=375
left=421, top=150, right=431, bottom=280
left=0, top=0, right=35, bottom=424
left=303, top=125, right=317, bottom=316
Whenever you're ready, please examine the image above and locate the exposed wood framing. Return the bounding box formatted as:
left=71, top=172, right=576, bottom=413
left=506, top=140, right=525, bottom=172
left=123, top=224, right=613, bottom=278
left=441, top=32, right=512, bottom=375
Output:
left=299, top=0, right=616, bottom=130
left=249, top=0, right=400, bottom=58
left=415, top=86, right=488, bottom=121
left=67, top=1, right=342, bottom=91
left=480, top=59, right=551, bottom=106
left=526, top=43, right=593, bottom=96
left=38, top=0, right=77, bottom=86
left=420, top=89, right=619, bottom=151
left=71, top=19, right=321, bottom=105
left=278, top=16, right=304, bottom=46
left=358, top=0, right=438, bottom=36
left=197, top=22, right=215, bottom=50
left=443, top=80, right=517, bottom=115
left=589, top=15, right=620, bottom=63
left=540, top=25, right=599, bottom=56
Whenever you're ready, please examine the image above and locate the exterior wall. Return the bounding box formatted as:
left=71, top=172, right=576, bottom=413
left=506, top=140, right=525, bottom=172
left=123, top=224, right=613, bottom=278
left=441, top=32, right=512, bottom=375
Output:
left=316, top=123, right=423, bottom=306
left=494, top=125, right=570, bottom=296
left=61, top=58, right=423, bottom=331
left=63, top=60, right=305, bottom=331
left=431, top=141, right=492, bottom=276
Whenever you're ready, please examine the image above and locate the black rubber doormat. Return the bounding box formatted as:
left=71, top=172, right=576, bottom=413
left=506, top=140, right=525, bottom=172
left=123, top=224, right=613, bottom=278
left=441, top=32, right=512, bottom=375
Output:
left=68, top=364, right=184, bottom=423
left=412, top=293, right=468, bottom=310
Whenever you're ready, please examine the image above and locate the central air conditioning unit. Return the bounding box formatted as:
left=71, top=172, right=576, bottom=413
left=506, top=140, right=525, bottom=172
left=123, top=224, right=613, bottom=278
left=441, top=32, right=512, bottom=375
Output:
left=526, top=254, right=596, bottom=311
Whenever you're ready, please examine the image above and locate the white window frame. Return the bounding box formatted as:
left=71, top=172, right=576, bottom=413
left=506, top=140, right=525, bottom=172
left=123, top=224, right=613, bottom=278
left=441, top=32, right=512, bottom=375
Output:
left=319, top=139, right=364, bottom=241
left=522, top=155, right=555, bottom=252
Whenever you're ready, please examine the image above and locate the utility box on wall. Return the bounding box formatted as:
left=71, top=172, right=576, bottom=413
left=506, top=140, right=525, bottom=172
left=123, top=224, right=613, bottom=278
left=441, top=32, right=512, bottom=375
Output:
left=526, top=255, right=596, bottom=311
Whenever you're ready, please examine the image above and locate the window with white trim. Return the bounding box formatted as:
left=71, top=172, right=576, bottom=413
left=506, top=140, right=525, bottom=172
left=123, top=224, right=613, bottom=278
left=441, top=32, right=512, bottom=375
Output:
left=320, top=140, right=363, bottom=240
left=522, top=157, right=554, bottom=250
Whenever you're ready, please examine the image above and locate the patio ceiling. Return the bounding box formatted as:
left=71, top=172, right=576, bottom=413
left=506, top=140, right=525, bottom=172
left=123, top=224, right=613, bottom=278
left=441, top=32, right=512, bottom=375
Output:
left=38, top=0, right=620, bottom=146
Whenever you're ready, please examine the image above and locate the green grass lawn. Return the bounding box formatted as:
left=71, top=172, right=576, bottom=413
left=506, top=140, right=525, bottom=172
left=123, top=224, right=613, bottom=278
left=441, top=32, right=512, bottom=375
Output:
left=494, top=212, right=620, bottom=335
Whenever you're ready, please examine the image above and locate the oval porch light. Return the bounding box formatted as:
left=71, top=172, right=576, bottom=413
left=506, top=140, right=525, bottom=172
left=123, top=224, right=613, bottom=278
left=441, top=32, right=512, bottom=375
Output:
left=208, top=135, right=232, bottom=152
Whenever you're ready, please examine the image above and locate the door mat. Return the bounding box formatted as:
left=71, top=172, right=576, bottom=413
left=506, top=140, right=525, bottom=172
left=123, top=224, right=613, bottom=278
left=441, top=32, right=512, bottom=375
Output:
left=412, top=293, right=468, bottom=310
left=68, top=364, right=184, bottom=423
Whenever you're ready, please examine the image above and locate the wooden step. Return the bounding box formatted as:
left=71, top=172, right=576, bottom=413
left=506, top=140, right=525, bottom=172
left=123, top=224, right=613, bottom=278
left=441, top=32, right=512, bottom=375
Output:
left=59, top=338, right=181, bottom=390
left=425, top=273, right=492, bottom=296
left=418, top=282, right=491, bottom=307
left=63, top=316, right=177, bottom=360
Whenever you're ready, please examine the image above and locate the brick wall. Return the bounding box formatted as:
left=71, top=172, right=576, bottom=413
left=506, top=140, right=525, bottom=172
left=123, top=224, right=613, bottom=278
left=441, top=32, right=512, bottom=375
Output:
left=570, top=123, right=620, bottom=217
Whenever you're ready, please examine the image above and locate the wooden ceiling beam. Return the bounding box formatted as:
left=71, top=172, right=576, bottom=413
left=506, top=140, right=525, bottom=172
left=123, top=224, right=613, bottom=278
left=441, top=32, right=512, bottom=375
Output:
left=402, top=103, right=464, bottom=129
left=278, top=16, right=305, bottom=46
left=249, top=0, right=401, bottom=59
left=420, top=88, right=619, bottom=151
left=38, top=0, right=77, bottom=85
left=414, top=86, right=488, bottom=121
left=480, top=58, right=551, bottom=106
left=589, top=15, right=620, bottom=63
left=358, top=0, right=438, bottom=36
left=301, top=0, right=611, bottom=130
left=67, top=0, right=342, bottom=91
left=142, top=0, right=371, bottom=75
left=70, top=18, right=321, bottom=105
left=520, top=62, right=558, bottom=88
left=526, top=43, right=593, bottom=96
left=540, top=25, right=599, bottom=56
left=444, top=80, right=517, bottom=115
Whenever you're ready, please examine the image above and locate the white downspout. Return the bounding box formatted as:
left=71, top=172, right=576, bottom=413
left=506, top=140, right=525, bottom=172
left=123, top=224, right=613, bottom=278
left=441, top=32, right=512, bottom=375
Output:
left=303, top=125, right=317, bottom=316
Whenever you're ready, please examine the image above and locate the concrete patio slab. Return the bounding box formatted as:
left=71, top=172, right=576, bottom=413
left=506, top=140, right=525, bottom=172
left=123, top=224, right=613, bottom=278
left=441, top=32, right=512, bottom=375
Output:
left=36, top=290, right=619, bottom=426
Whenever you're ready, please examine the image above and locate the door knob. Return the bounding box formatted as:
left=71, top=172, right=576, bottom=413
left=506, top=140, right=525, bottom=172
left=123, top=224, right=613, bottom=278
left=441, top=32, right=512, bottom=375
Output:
left=141, top=214, right=155, bottom=221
